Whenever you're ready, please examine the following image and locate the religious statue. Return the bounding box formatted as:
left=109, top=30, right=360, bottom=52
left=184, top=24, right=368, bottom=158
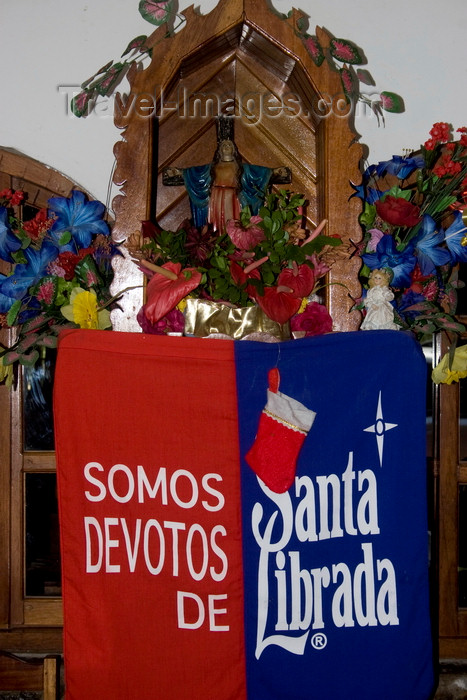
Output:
left=360, top=268, right=399, bottom=331
left=162, top=116, right=291, bottom=233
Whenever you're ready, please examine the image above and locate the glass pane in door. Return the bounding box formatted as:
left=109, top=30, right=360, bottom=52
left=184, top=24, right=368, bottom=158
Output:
left=25, top=472, right=61, bottom=596
left=23, top=350, right=56, bottom=451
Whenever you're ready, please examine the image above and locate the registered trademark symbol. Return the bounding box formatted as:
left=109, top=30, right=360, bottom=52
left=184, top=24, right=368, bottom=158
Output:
left=311, top=633, right=327, bottom=650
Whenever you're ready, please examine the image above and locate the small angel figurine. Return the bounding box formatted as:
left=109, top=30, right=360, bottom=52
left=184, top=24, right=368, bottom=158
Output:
left=360, top=268, right=399, bottom=331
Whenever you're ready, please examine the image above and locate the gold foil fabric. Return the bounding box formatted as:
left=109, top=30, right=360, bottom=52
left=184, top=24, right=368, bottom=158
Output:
left=184, top=299, right=290, bottom=340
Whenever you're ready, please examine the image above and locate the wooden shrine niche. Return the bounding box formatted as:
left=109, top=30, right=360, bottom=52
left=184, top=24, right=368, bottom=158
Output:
left=111, top=0, right=363, bottom=332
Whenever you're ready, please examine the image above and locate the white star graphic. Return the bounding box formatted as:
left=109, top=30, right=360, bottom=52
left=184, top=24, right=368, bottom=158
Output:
left=364, top=391, right=397, bottom=467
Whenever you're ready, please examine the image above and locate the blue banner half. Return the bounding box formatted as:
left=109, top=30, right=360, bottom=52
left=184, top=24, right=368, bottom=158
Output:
left=235, top=330, right=434, bottom=700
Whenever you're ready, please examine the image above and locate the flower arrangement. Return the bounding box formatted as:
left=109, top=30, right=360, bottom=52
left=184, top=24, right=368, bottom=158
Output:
left=354, top=122, right=467, bottom=342
left=0, top=188, right=122, bottom=385
left=129, top=189, right=340, bottom=337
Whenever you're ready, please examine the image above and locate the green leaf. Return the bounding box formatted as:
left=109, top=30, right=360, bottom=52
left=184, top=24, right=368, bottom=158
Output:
left=38, top=335, right=58, bottom=349
left=74, top=255, right=101, bottom=288
left=303, top=35, right=325, bottom=67
left=356, top=69, right=375, bottom=87
left=216, top=255, right=226, bottom=271
left=240, top=205, right=252, bottom=227
left=81, top=61, right=113, bottom=89
left=229, top=287, right=241, bottom=304
left=139, top=0, right=173, bottom=26
left=16, top=333, right=40, bottom=353
left=55, top=277, right=77, bottom=307
left=295, top=16, right=308, bottom=34
left=121, top=35, right=148, bottom=57
left=58, top=231, right=72, bottom=246
left=330, top=38, right=363, bottom=65
left=271, top=218, right=282, bottom=236
left=415, top=321, right=437, bottom=334
left=6, top=299, right=21, bottom=326
left=261, top=267, right=276, bottom=286
left=49, top=321, right=78, bottom=334
left=384, top=186, right=412, bottom=201
left=3, top=350, right=21, bottom=366
left=71, top=89, right=96, bottom=118
left=11, top=249, right=27, bottom=264
left=339, top=67, right=357, bottom=99
left=90, top=63, right=128, bottom=97
left=380, top=91, right=405, bottom=114
left=21, top=314, right=49, bottom=333
left=359, top=202, right=376, bottom=228
left=18, top=350, right=40, bottom=368
left=288, top=246, right=306, bottom=264
left=14, top=228, right=33, bottom=249
left=31, top=276, right=59, bottom=307
left=359, top=264, right=371, bottom=280
left=430, top=194, right=457, bottom=214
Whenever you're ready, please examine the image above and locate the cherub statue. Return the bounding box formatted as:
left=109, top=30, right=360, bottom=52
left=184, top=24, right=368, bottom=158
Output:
left=360, top=268, right=399, bottom=331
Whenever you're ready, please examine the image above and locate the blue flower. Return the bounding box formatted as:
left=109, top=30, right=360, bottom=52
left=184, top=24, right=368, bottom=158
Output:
left=373, top=154, right=425, bottom=180
left=362, top=235, right=417, bottom=288
left=396, top=290, right=427, bottom=321
left=0, top=273, right=16, bottom=312
left=18, top=297, right=42, bottom=324
left=413, top=215, right=452, bottom=275
left=48, top=190, right=109, bottom=249
left=0, top=207, right=21, bottom=263
left=0, top=242, right=58, bottom=300
left=351, top=180, right=384, bottom=204
left=445, top=211, right=467, bottom=263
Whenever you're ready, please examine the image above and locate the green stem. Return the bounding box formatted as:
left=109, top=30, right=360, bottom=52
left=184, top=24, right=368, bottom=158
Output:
left=99, top=285, right=144, bottom=309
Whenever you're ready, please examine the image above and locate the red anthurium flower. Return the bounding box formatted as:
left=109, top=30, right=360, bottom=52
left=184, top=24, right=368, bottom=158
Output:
left=226, top=216, right=265, bottom=250
left=375, top=195, right=421, bottom=227
left=277, top=264, right=314, bottom=298
left=230, top=261, right=260, bottom=299
left=145, top=261, right=201, bottom=323
left=256, top=286, right=302, bottom=325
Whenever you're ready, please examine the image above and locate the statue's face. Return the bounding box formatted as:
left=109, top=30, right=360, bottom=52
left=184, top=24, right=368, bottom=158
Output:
left=219, top=140, right=235, bottom=161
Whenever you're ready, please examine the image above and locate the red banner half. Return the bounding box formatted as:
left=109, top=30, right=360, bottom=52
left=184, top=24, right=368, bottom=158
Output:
left=54, top=330, right=247, bottom=700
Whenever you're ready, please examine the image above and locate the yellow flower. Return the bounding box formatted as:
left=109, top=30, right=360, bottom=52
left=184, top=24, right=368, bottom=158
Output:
left=432, top=345, right=467, bottom=384
left=61, top=288, right=111, bottom=330
left=176, top=296, right=189, bottom=313
left=297, top=297, right=308, bottom=314
left=0, top=362, right=14, bottom=388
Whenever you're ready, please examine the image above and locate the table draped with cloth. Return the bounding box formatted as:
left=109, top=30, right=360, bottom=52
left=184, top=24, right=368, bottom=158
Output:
left=53, top=329, right=434, bottom=700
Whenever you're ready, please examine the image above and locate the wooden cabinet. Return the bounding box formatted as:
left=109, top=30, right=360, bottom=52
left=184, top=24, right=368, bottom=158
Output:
left=436, top=325, right=467, bottom=657
left=0, top=149, right=77, bottom=653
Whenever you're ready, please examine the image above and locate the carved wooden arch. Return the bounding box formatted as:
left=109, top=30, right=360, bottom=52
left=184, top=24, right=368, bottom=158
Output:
left=111, top=0, right=362, bottom=332
left=0, top=148, right=80, bottom=205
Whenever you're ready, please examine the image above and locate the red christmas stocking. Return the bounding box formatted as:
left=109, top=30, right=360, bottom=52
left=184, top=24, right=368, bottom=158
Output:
left=245, top=368, right=316, bottom=493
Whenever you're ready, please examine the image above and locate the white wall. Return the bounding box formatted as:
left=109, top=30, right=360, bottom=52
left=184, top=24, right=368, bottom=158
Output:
left=1, top=0, right=466, bottom=207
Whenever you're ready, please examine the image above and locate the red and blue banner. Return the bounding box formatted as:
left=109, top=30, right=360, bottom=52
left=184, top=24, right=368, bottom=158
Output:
left=54, top=329, right=434, bottom=699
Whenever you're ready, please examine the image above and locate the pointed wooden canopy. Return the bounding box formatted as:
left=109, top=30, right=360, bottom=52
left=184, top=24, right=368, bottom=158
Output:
left=112, top=0, right=362, bottom=331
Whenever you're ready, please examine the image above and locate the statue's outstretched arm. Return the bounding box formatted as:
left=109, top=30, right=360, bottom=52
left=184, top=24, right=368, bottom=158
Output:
left=270, top=166, right=292, bottom=184
left=162, top=167, right=184, bottom=186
